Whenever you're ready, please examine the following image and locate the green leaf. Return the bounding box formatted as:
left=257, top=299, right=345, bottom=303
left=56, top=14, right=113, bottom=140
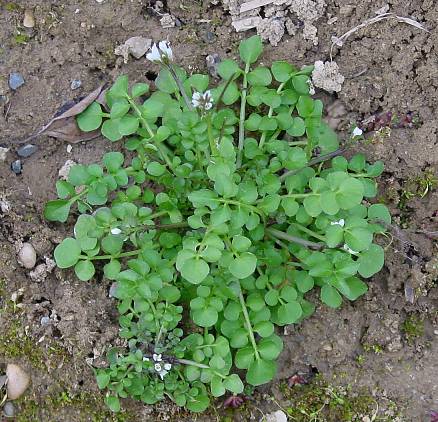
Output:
left=147, top=161, right=166, bottom=177
left=131, top=82, right=149, bottom=97
left=54, top=238, right=81, bottom=268
left=156, top=66, right=187, bottom=94
left=235, top=347, right=255, bottom=369
left=320, top=191, right=340, bottom=215
left=224, top=374, right=244, bottom=394
left=358, top=244, right=384, bottom=278
left=246, top=359, right=276, bottom=386
left=101, top=119, right=123, bottom=142
left=337, top=178, right=364, bottom=209
left=292, top=75, right=310, bottom=94
left=104, top=260, right=121, bottom=280
left=181, top=257, right=210, bottom=284
left=239, top=35, right=263, bottom=64
left=109, top=75, right=128, bottom=99
left=258, top=339, right=282, bottom=360
left=271, top=61, right=294, bottom=82
left=336, top=277, right=368, bottom=300
left=192, top=306, right=218, bottom=327
left=368, top=204, right=391, bottom=225
left=44, top=199, right=71, bottom=222
left=344, top=227, right=373, bottom=252
left=247, top=67, right=272, bottom=86
left=96, top=371, right=110, bottom=389
left=77, top=102, right=102, bottom=131
left=303, top=195, right=322, bottom=217
left=105, top=395, right=120, bottom=412
left=74, top=260, right=95, bottom=281
left=228, top=252, right=257, bottom=279
left=321, top=284, right=342, bottom=308
left=232, top=235, right=251, bottom=252
left=187, top=74, right=210, bottom=92
left=110, top=100, right=130, bottom=119
left=218, top=59, right=241, bottom=80
left=296, top=96, right=314, bottom=117
left=186, top=394, right=209, bottom=412
left=211, top=375, right=225, bottom=397
left=68, top=165, right=89, bottom=186
left=286, top=117, right=306, bottom=137
left=277, top=301, right=302, bottom=325
left=118, top=116, right=139, bottom=136
left=103, top=152, right=124, bottom=172
left=101, top=235, right=124, bottom=255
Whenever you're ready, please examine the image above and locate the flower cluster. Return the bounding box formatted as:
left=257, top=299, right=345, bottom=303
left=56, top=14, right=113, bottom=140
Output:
left=146, top=41, right=173, bottom=64
left=191, top=90, right=214, bottom=111
left=143, top=353, right=172, bottom=380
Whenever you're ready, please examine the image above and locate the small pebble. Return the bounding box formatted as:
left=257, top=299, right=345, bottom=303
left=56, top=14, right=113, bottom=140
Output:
left=9, top=73, right=25, bottom=91
left=6, top=363, right=30, bottom=400
left=3, top=401, right=15, bottom=418
left=11, top=160, right=22, bottom=175
left=0, top=146, right=9, bottom=161
left=17, top=144, right=37, bottom=158
left=322, top=343, right=333, bottom=351
left=40, top=316, right=51, bottom=326
left=70, top=79, right=82, bottom=90
left=66, top=144, right=73, bottom=153
left=23, top=9, right=35, bottom=28
left=265, top=410, right=287, bottom=422
left=18, top=243, right=37, bottom=269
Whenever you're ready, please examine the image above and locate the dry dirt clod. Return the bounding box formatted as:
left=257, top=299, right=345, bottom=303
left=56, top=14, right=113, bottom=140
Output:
left=58, top=159, right=76, bottom=180
left=115, top=37, right=152, bottom=63
left=311, top=60, right=345, bottom=93
left=6, top=364, right=30, bottom=400
left=0, top=146, right=9, bottom=161
left=18, top=243, right=37, bottom=269
left=23, top=9, right=35, bottom=28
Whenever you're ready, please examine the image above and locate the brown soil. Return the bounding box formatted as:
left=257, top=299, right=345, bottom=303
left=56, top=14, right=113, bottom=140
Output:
left=0, top=1, right=437, bottom=421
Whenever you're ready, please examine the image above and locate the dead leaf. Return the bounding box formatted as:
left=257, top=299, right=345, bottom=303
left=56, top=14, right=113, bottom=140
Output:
left=19, top=84, right=107, bottom=144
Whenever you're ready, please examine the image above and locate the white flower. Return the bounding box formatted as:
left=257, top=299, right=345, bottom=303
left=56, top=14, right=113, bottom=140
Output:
left=152, top=353, right=162, bottom=362
left=157, top=369, right=168, bottom=380
left=352, top=127, right=363, bottom=137
left=163, top=363, right=172, bottom=371
left=142, top=356, right=150, bottom=361
left=111, top=227, right=122, bottom=235
left=330, top=219, right=345, bottom=227
left=343, top=244, right=358, bottom=254
left=154, top=363, right=162, bottom=372
left=146, top=41, right=173, bottom=64
left=191, top=90, right=213, bottom=111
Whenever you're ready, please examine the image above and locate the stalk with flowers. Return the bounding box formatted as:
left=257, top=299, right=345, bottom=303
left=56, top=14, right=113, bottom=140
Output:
left=44, top=36, right=390, bottom=413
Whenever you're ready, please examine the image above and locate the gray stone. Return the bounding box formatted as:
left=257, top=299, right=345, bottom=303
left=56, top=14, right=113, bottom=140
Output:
left=3, top=401, right=15, bottom=417
left=17, top=144, right=37, bottom=158
left=40, top=316, right=51, bottom=326
left=9, top=73, right=25, bottom=90
left=11, top=160, right=22, bottom=174
left=265, top=410, right=287, bottom=422
left=70, top=79, right=82, bottom=90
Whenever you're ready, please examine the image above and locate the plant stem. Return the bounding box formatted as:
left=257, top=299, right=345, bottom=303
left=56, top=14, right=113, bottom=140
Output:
left=85, top=249, right=142, bottom=260
left=237, top=62, right=250, bottom=169
left=288, top=141, right=308, bottom=146
left=259, top=82, right=286, bottom=149
left=167, top=64, right=193, bottom=111
left=292, top=222, right=326, bottom=242
left=128, top=98, right=175, bottom=173
left=238, top=290, right=260, bottom=360
left=279, top=149, right=345, bottom=181
left=177, top=358, right=210, bottom=369
left=206, top=114, right=218, bottom=156
left=266, top=228, right=324, bottom=250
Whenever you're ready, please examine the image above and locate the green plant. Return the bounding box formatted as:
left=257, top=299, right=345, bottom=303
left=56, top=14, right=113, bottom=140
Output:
left=44, top=36, right=390, bottom=413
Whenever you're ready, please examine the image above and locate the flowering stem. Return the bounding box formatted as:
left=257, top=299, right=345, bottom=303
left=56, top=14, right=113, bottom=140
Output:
left=266, top=228, right=324, bottom=250
left=167, top=64, right=193, bottom=111
left=237, top=62, right=250, bottom=169
left=177, top=358, right=210, bottom=369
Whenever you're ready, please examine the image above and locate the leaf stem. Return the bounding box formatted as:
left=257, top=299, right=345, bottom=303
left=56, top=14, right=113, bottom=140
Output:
left=238, top=289, right=260, bottom=360
left=259, top=82, right=286, bottom=149
left=237, top=62, right=250, bottom=169
left=266, top=228, right=324, bottom=250
left=176, top=358, right=210, bottom=369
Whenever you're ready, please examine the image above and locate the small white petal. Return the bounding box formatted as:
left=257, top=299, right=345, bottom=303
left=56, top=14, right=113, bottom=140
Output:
left=158, top=369, right=168, bottom=380
left=158, top=41, right=173, bottom=61
left=343, top=244, right=358, bottom=254
left=154, top=363, right=162, bottom=371
left=352, top=127, right=363, bottom=137
left=111, top=227, right=122, bottom=235
left=330, top=219, right=345, bottom=227
left=146, top=43, right=161, bottom=63
left=163, top=363, right=172, bottom=371
left=142, top=357, right=150, bottom=361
